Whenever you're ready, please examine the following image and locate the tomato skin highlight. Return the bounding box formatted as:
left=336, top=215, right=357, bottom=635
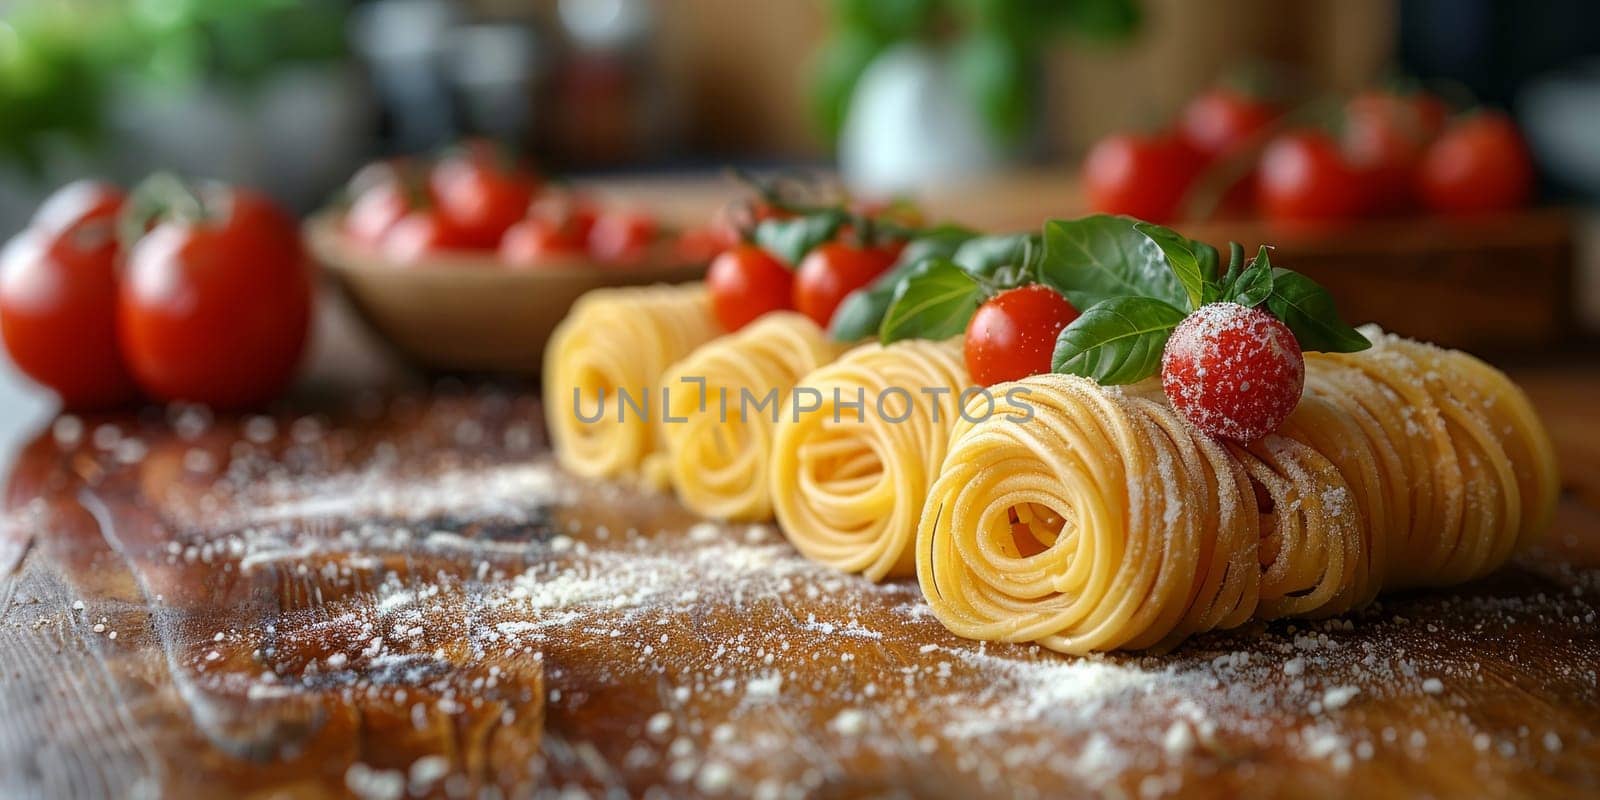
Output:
left=706, top=244, right=793, bottom=331
left=381, top=210, right=476, bottom=263
left=792, top=242, right=895, bottom=329
left=1417, top=113, right=1533, bottom=216
left=1257, top=130, right=1369, bottom=224
left=963, top=284, right=1080, bottom=386
left=344, top=180, right=412, bottom=247
left=32, top=180, right=126, bottom=245
left=1179, top=88, right=1276, bottom=161
left=0, top=229, right=140, bottom=409
left=587, top=211, right=659, bottom=265
left=118, top=187, right=312, bottom=409
left=1083, top=133, right=1200, bottom=223
left=1160, top=302, right=1304, bottom=442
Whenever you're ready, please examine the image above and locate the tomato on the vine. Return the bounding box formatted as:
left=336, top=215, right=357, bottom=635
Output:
left=588, top=210, right=659, bottom=264
left=1417, top=112, right=1533, bottom=216
left=963, top=284, right=1080, bottom=386
left=119, top=182, right=312, bottom=408
left=1161, top=302, right=1304, bottom=442
left=706, top=244, right=792, bottom=331
left=1257, top=130, right=1368, bottom=223
left=429, top=145, right=539, bottom=248
left=0, top=228, right=139, bottom=409
left=1083, top=133, right=1200, bottom=223
left=1179, top=88, right=1276, bottom=161
left=793, top=241, right=895, bottom=328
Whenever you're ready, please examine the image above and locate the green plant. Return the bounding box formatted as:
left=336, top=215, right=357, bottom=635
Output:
left=811, top=0, right=1141, bottom=147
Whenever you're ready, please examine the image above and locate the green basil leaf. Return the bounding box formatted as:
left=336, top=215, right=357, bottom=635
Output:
left=1051, top=296, right=1189, bottom=384
left=753, top=210, right=846, bottom=265
left=1265, top=269, right=1371, bottom=353
left=1134, top=221, right=1205, bottom=310
left=1039, top=215, right=1187, bottom=311
left=953, top=232, right=1043, bottom=284
left=879, top=258, right=983, bottom=344
left=828, top=226, right=975, bottom=342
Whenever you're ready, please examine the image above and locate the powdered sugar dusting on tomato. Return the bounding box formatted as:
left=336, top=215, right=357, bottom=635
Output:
left=1161, top=303, right=1305, bottom=442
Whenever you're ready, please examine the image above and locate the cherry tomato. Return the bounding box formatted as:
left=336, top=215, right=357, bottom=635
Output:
left=1342, top=91, right=1449, bottom=215
left=674, top=225, right=727, bottom=264
left=793, top=242, right=895, bottom=328
left=1257, top=130, right=1368, bottom=223
left=528, top=191, right=600, bottom=243
left=344, top=180, right=412, bottom=247
left=1417, top=113, right=1534, bottom=216
left=588, top=210, right=659, bottom=265
left=1179, top=88, right=1276, bottom=161
left=1347, top=90, right=1448, bottom=144
left=1161, top=302, right=1304, bottom=442
left=706, top=244, right=793, bottom=331
left=381, top=210, right=476, bottom=263
left=32, top=180, right=126, bottom=244
left=1083, top=133, right=1200, bottom=223
left=119, top=183, right=312, bottom=408
left=963, top=284, right=1080, bottom=386
left=499, top=218, right=586, bottom=267
left=429, top=146, right=539, bottom=248
left=0, top=229, right=139, bottom=409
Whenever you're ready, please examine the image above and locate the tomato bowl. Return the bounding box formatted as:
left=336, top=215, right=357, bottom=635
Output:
left=305, top=214, right=707, bottom=374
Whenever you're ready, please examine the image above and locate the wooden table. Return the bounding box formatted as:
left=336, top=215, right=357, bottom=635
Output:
left=0, top=357, right=1597, bottom=800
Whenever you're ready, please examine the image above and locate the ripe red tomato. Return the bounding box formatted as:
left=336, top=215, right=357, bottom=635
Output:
left=963, top=284, right=1080, bottom=386
left=119, top=184, right=312, bottom=408
left=499, top=218, right=586, bottom=267
left=1179, top=88, right=1276, bottom=161
left=528, top=191, right=600, bottom=243
left=706, top=244, right=792, bottom=331
left=1257, top=130, right=1369, bottom=223
left=32, top=180, right=126, bottom=244
left=0, top=229, right=139, bottom=409
left=1161, top=302, right=1304, bottom=442
left=588, top=210, right=659, bottom=265
left=1417, top=113, right=1534, bottom=216
left=429, top=147, right=538, bottom=248
left=381, top=210, right=476, bottom=263
left=1083, top=133, right=1200, bottom=223
left=344, top=180, right=412, bottom=247
left=1348, top=90, right=1448, bottom=145
left=674, top=225, right=726, bottom=264
left=1342, top=91, right=1449, bottom=215
left=793, top=242, right=895, bottom=328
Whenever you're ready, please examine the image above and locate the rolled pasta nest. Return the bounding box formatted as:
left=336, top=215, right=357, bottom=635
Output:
left=543, top=284, right=722, bottom=480
left=657, top=312, right=843, bottom=521
left=917, top=331, right=1559, bottom=654
left=770, top=339, right=969, bottom=580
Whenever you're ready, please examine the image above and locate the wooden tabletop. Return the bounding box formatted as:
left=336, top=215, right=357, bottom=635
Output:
left=0, top=351, right=1597, bottom=799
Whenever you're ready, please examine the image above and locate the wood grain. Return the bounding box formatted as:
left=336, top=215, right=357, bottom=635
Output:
left=1, top=367, right=1597, bottom=798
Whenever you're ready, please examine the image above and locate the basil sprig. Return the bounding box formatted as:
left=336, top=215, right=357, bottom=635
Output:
left=829, top=225, right=975, bottom=342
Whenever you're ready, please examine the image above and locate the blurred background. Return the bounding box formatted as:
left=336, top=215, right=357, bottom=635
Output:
left=2, top=0, right=1599, bottom=450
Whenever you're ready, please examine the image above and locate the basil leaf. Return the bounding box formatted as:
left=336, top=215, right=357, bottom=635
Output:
left=1051, top=296, right=1189, bottom=385
left=1229, top=263, right=1274, bottom=307
left=1134, top=221, right=1205, bottom=311
left=753, top=210, right=846, bottom=265
left=879, top=258, right=984, bottom=344
left=1265, top=269, right=1371, bottom=353
left=828, top=226, right=976, bottom=342
left=954, top=233, right=1041, bottom=279
left=1039, top=215, right=1187, bottom=311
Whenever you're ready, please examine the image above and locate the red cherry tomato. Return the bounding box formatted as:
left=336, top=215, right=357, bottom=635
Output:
left=1179, top=88, right=1276, bottom=161
left=1161, top=302, right=1304, bottom=442
left=429, top=146, right=538, bottom=248
left=528, top=191, right=600, bottom=243
left=963, top=284, right=1080, bottom=386
left=588, top=210, right=659, bottom=265
left=1083, top=133, right=1200, bottom=223
left=674, top=225, right=727, bottom=264
left=1342, top=91, right=1449, bottom=215
left=499, top=218, right=586, bottom=268
left=706, top=244, right=792, bottom=331
left=1348, top=90, right=1448, bottom=144
left=1257, top=130, right=1368, bottom=223
left=793, top=242, right=895, bottom=328
left=0, top=229, right=139, bottom=409
left=381, top=210, right=476, bottom=263
left=32, top=180, right=126, bottom=244
left=1417, top=113, right=1534, bottom=216
left=344, top=180, right=412, bottom=247
left=119, top=184, right=312, bottom=408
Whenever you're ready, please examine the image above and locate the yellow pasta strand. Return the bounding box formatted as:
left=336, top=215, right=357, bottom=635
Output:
left=917, top=333, right=1558, bottom=654
left=543, top=283, right=721, bottom=479
left=658, top=312, right=844, bottom=521
left=770, top=339, right=969, bottom=580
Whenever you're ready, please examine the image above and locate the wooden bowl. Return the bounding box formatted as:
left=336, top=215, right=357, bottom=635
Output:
left=305, top=214, right=706, bottom=374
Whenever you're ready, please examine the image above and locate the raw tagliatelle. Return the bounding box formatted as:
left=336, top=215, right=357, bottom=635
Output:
left=543, top=283, right=722, bottom=480
left=770, top=339, right=970, bottom=581
left=657, top=312, right=844, bottom=521
left=916, top=331, right=1559, bottom=654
